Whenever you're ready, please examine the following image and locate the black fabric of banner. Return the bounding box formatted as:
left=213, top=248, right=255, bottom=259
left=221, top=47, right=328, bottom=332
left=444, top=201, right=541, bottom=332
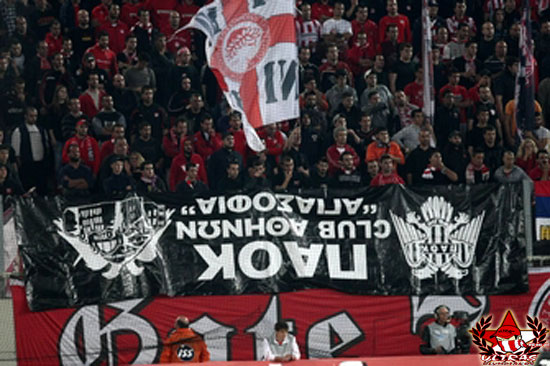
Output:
left=18, top=184, right=529, bottom=311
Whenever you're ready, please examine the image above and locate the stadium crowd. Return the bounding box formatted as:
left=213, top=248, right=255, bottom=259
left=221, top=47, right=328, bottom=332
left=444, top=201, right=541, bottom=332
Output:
left=0, top=0, right=547, bottom=202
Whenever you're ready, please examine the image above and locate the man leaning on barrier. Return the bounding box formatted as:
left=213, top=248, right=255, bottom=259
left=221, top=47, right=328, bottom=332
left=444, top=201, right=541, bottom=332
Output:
left=262, top=321, right=301, bottom=362
left=420, top=305, right=457, bottom=354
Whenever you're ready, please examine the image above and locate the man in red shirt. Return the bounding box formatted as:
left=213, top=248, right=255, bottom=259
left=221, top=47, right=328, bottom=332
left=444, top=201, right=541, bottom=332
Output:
left=79, top=72, right=107, bottom=118
left=45, top=20, right=63, bottom=57
left=100, top=124, right=125, bottom=163
left=143, top=0, right=178, bottom=29
left=120, top=0, right=142, bottom=28
left=85, top=31, right=118, bottom=77
left=347, top=31, right=376, bottom=77
left=177, top=0, right=200, bottom=26
left=378, top=0, right=411, bottom=44
left=193, top=115, right=222, bottom=162
left=91, top=0, right=112, bottom=27
left=259, top=124, right=285, bottom=167
left=326, top=126, right=360, bottom=175
left=319, top=44, right=353, bottom=92
left=439, top=68, right=471, bottom=124
left=350, top=5, right=378, bottom=47
left=312, top=0, right=333, bottom=23
left=62, top=120, right=101, bottom=175
left=169, top=138, right=208, bottom=191
left=370, top=154, right=405, bottom=186
left=165, top=11, right=192, bottom=54
left=404, top=66, right=425, bottom=109
left=227, top=111, right=247, bottom=161
left=97, top=4, right=129, bottom=54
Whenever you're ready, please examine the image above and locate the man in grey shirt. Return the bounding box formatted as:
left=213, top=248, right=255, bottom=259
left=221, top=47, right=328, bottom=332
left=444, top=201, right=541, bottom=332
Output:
left=261, top=322, right=301, bottom=362
left=420, top=305, right=457, bottom=354
left=494, top=150, right=531, bottom=183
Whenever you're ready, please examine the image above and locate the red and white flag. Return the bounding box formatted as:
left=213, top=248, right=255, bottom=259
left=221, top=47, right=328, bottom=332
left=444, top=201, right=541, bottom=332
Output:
left=185, top=0, right=299, bottom=151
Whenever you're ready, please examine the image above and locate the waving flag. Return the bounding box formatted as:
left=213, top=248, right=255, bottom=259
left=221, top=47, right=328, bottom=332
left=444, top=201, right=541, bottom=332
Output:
left=515, top=0, right=535, bottom=134
left=421, top=0, right=435, bottom=124
left=185, top=0, right=299, bottom=151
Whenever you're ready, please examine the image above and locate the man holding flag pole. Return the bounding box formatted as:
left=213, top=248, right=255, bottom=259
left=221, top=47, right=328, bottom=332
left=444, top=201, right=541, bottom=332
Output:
left=183, top=0, right=299, bottom=152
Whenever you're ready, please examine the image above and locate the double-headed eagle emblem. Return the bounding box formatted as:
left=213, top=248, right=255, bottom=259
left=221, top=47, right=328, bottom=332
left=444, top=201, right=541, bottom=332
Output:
left=390, top=196, right=485, bottom=280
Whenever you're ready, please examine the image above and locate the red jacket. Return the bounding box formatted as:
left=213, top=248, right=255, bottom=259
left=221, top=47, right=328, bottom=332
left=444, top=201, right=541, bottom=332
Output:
left=169, top=153, right=207, bottom=191
left=258, top=130, right=285, bottom=162
left=45, top=33, right=63, bottom=57
left=79, top=90, right=107, bottom=119
left=163, top=128, right=186, bottom=159
left=160, top=328, right=210, bottom=363
left=85, top=44, right=118, bottom=77
left=97, top=21, right=129, bottom=54
left=121, top=2, right=142, bottom=28
left=326, top=144, right=359, bottom=175
left=193, top=131, right=222, bottom=162
left=143, top=0, right=178, bottom=28
left=91, top=3, right=109, bottom=25
left=62, top=135, right=101, bottom=175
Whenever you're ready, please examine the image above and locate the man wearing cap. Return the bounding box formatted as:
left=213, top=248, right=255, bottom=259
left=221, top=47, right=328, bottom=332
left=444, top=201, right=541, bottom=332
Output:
left=62, top=120, right=101, bottom=175
left=160, top=316, right=210, bottom=363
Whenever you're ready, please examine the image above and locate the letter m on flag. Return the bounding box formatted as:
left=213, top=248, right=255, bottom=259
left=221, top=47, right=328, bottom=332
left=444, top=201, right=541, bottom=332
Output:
left=185, top=0, right=299, bottom=151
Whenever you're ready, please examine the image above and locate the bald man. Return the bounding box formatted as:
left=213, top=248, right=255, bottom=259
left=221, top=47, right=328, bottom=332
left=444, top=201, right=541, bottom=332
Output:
left=160, top=316, right=210, bottom=363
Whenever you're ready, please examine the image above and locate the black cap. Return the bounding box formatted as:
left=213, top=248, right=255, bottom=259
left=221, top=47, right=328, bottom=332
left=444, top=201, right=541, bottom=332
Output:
left=448, top=130, right=461, bottom=139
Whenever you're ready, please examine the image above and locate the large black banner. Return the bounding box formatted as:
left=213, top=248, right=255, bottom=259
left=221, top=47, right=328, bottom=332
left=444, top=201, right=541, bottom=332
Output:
left=18, top=184, right=529, bottom=311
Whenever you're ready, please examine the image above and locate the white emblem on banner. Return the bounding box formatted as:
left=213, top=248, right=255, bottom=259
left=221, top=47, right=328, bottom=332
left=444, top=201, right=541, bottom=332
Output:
left=390, top=197, right=485, bottom=280
left=53, top=196, right=175, bottom=279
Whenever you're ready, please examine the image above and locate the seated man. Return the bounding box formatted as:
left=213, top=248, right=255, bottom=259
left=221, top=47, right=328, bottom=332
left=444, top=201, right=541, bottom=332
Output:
left=494, top=150, right=530, bottom=183
left=261, top=322, right=300, bottom=362
left=176, top=163, right=208, bottom=196
left=420, top=305, right=457, bottom=354
left=273, top=155, right=307, bottom=192
left=331, top=151, right=363, bottom=188
left=465, top=149, right=491, bottom=184
left=102, top=155, right=135, bottom=198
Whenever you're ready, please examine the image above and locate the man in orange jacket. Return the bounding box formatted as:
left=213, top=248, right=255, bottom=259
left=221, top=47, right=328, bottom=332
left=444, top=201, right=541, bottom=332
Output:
left=160, top=316, right=210, bottom=363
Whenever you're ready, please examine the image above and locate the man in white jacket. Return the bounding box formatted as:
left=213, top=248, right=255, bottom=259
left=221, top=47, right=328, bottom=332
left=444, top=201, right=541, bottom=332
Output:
left=262, top=322, right=301, bottom=362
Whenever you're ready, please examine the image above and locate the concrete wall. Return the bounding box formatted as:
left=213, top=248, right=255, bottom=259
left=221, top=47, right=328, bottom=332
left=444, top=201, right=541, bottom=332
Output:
left=0, top=299, right=16, bottom=366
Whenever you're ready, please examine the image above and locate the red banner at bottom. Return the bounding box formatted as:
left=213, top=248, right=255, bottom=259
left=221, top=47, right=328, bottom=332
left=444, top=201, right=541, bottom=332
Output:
left=12, top=270, right=550, bottom=366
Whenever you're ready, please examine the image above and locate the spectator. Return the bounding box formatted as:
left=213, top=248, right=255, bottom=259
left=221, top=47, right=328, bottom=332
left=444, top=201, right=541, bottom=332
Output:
left=168, top=47, right=200, bottom=94
left=68, top=10, right=95, bottom=62
left=503, top=96, right=542, bottom=149
left=283, top=127, right=310, bottom=177
left=311, top=0, right=333, bottom=23
left=39, top=53, right=75, bottom=108
left=442, top=130, right=468, bottom=182
left=481, top=126, right=504, bottom=173
left=389, top=43, right=415, bottom=94
left=100, top=124, right=126, bottom=163
left=466, top=106, right=493, bottom=156
left=351, top=5, right=378, bottom=49
left=393, top=110, right=435, bottom=155
left=136, top=160, right=167, bottom=194
left=331, top=151, right=363, bottom=188
left=273, top=155, right=307, bottom=192
left=393, top=90, right=418, bottom=130
left=79, top=72, right=107, bottom=118
left=120, top=0, right=142, bottom=28
left=362, top=90, right=393, bottom=130
left=260, top=124, right=285, bottom=170
left=167, top=75, right=194, bottom=117
left=102, top=155, right=135, bottom=198
left=308, top=157, right=331, bottom=189
left=181, top=93, right=209, bottom=133
left=296, top=3, right=322, bottom=49
left=0, top=163, right=24, bottom=198
left=370, top=154, right=404, bottom=186
left=169, top=138, right=207, bottom=191
left=404, top=66, right=426, bottom=109
left=465, top=149, right=491, bottom=184
left=165, top=11, right=190, bottom=55
left=494, top=150, right=531, bottom=183
left=529, top=150, right=550, bottom=181
left=117, top=34, right=138, bottom=73
left=98, top=137, right=130, bottom=184
left=131, top=121, right=163, bottom=169
left=298, top=49, right=320, bottom=92
left=45, top=20, right=63, bottom=57
left=1, top=78, right=27, bottom=134
left=62, top=119, right=101, bottom=175
left=321, top=1, right=352, bottom=44
left=515, top=138, right=538, bottom=174
left=124, top=52, right=156, bottom=92
left=92, top=94, right=126, bottom=142
left=130, top=9, right=158, bottom=54
left=405, top=127, right=437, bottom=185
left=452, top=41, right=481, bottom=89
left=327, top=126, right=360, bottom=175
left=91, top=0, right=112, bottom=28
left=109, top=73, right=137, bottom=118
left=346, top=31, right=376, bottom=82
left=366, top=127, right=404, bottom=167
left=434, top=90, right=461, bottom=147
left=443, top=23, right=470, bottom=62
left=97, top=4, right=129, bottom=55
left=130, top=86, right=167, bottom=141
left=226, top=111, right=247, bottom=160
left=364, top=159, right=380, bottom=185
left=360, top=70, right=392, bottom=111
left=243, top=156, right=271, bottom=191
left=12, top=107, right=52, bottom=195
left=378, top=0, right=411, bottom=44
left=85, top=31, right=118, bottom=77
left=58, top=144, right=94, bottom=199
left=326, top=69, right=358, bottom=116
left=530, top=112, right=550, bottom=151
left=319, top=44, right=353, bottom=92
left=493, top=56, right=518, bottom=126
left=208, top=132, right=243, bottom=188
left=216, top=159, right=242, bottom=193
left=446, top=0, right=476, bottom=37
left=150, top=33, right=174, bottom=105
left=163, top=118, right=188, bottom=160
left=484, top=40, right=508, bottom=75
left=76, top=53, right=109, bottom=91
left=478, top=22, right=497, bottom=63
left=176, top=162, right=208, bottom=196
left=193, top=114, right=222, bottom=162
left=420, top=151, right=459, bottom=185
